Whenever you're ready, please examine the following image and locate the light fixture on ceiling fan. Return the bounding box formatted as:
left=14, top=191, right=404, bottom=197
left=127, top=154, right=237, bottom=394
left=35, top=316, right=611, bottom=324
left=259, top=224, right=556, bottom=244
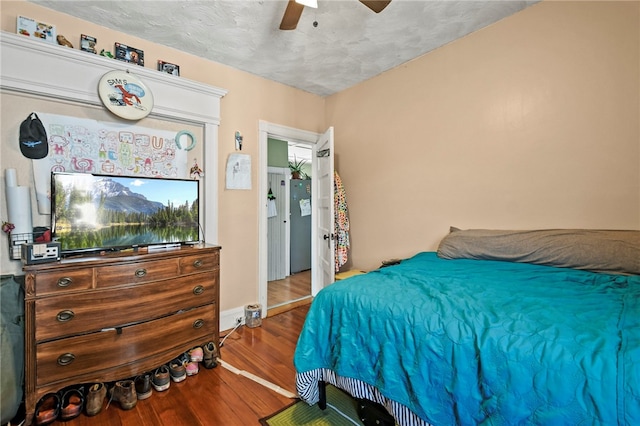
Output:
left=279, top=0, right=392, bottom=30
left=295, top=0, right=318, bottom=7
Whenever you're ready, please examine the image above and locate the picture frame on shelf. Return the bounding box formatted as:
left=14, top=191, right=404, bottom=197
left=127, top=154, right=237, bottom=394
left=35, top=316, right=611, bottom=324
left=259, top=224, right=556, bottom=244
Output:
left=17, top=16, right=56, bottom=43
left=80, top=34, right=97, bottom=54
left=114, top=42, right=145, bottom=66
left=157, top=60, right=180, bottom=76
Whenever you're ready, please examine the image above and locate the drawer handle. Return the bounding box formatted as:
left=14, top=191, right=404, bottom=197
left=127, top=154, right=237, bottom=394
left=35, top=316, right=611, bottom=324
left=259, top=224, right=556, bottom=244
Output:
left=193, top=285, right=205, bottom=295
left=57, top=353, right=75, bottom=366
left=56, top=310, right=75, bottom=322
left=193, top=259, right=203, bottom=268
left=193, top=319, right=204, bottom=329
left=134, top=268, right=147, bottom=278
left=57, top=277, right=73, bottom=287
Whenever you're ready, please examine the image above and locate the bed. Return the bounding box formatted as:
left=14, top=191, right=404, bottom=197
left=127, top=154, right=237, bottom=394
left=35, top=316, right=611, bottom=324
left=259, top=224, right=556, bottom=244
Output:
left=294, top=228, right=640, bottom=425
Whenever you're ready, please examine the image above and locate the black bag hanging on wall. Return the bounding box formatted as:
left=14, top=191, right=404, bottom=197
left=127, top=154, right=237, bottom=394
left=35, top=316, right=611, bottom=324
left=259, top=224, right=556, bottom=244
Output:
left=19, top=112, right=48, bottom=159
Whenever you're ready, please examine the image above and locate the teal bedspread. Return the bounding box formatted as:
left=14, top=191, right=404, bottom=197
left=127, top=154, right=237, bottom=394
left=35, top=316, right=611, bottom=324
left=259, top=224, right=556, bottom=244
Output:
left=294, top=252, right=640, bottom=425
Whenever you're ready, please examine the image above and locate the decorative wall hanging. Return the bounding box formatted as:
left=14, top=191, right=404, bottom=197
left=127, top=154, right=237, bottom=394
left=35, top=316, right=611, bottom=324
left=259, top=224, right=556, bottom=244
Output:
left=175, top=130, right=197, bottom=151
left=225, top=153, right=251, bottom=190
left=98, top=70, right=154, bottom=120
left=190, top=159, right=204, bottom=179
left=235, top=131, right=243, bottom=150
left=31, top=112, right=188, bottom=214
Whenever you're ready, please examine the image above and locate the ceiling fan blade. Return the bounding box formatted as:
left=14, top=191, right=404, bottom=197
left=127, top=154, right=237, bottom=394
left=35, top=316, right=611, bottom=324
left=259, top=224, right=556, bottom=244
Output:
left=359, top=0, right=391, bottom=13
left=279, top=0, right=305, bottom=30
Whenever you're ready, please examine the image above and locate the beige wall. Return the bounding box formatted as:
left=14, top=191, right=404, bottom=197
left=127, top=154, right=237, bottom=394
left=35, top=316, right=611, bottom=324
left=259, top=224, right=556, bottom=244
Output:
left=327, top=0, right=640, bottom=271
left=1, top=1, right=638, bottom=306
left=0, top=1, right=325, bottom=313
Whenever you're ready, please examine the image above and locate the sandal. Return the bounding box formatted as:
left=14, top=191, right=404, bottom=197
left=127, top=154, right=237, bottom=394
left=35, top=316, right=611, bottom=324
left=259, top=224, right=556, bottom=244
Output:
left=35, top=393, right=61, bottom=426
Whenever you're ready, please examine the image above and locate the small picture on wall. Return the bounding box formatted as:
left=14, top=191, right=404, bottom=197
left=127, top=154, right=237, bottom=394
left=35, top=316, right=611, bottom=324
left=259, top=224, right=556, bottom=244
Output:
left=114, top=42, right=145, bottom=66
left=17, top=16, right=56, bottom=43
left=157, top=60, right=180, bottom=76
left=80, top=34, right=97, bottom=54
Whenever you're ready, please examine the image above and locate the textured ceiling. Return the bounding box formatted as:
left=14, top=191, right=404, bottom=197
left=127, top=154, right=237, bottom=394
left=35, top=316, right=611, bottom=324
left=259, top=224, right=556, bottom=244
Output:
left=29, top=0, right=538, bottom=97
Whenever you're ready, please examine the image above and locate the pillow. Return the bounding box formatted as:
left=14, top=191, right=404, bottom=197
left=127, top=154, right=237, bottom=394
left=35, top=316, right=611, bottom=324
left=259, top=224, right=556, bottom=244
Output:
left=437, top=227, right=640, bottom=275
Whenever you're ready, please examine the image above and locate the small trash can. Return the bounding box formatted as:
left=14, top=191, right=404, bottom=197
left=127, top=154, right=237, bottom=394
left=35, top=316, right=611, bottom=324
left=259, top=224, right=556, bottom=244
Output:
left=244, top=304, right=262, bottom=328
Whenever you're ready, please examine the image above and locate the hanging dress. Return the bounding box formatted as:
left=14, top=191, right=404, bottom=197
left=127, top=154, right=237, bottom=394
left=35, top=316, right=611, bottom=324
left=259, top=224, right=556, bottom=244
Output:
left=334, top=171, right=350, bottom=272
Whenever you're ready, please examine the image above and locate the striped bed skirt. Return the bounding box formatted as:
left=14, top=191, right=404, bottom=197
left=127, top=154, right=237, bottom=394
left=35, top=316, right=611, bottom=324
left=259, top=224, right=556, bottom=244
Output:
left=296, top=368, right=431, bottom=426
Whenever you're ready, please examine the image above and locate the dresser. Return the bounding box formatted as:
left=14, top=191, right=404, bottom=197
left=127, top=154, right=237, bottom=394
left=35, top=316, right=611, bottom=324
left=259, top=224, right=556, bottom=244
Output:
left=22, top=244, right=220, bottom=425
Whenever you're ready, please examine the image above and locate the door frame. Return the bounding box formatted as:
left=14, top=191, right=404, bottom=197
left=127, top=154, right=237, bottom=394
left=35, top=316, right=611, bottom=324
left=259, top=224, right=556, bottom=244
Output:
left=258, top=121, right=321, bottom=318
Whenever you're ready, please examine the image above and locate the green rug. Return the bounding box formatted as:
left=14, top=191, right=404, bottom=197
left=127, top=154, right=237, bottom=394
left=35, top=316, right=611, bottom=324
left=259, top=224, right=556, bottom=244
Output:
left=260, top=385, right=362, bottom=425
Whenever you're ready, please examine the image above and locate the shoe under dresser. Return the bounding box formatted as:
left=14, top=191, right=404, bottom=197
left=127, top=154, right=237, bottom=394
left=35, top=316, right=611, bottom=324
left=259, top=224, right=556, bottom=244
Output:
left=22, top=244, right=221, bottom=425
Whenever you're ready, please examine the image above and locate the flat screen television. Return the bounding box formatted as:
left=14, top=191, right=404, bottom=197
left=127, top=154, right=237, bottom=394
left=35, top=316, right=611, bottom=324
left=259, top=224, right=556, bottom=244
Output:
left=51, top=172, right=200, bottom=255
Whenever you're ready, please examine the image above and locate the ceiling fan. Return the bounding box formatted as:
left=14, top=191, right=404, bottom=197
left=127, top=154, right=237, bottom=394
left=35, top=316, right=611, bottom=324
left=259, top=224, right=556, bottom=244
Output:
left=279, top=0, right=392, bottom=30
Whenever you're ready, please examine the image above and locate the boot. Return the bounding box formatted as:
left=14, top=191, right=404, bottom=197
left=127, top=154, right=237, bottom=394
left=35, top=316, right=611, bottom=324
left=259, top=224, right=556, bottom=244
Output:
left=202, top=341, right=219, bottom=369
left=110, top=380, right=137, bottom=410
left=85, top=382, right=107, bottom=416
left=135, top=373, right=153, bottom=400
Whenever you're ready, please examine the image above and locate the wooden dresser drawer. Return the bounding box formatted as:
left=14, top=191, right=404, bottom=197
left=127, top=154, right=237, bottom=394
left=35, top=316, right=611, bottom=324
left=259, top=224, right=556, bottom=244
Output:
left=36, top=304, right=215, bottom=386
left=36, top=269, right=94, bottom=296
left=96, top=258, right=179, bottom=288
left=34, top=271, right=216, bottom=342
left=180, top=251, right=219, bottom=275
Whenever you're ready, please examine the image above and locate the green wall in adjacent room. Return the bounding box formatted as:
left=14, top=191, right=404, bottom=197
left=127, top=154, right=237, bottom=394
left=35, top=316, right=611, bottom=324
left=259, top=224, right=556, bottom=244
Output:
left=268, top=138, right=288, bottom=168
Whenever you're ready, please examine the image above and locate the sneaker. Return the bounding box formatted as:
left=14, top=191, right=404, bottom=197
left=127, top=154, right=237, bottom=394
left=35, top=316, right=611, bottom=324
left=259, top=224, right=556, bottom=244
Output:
left=185, top=360, right=199, bottom=376
left=151, top=365, right=171, bottom=392
left=134, top=373, right=153, bottom=400
left=189, top=346, right=203, bottom=362
left=202, top=341, right=219, bottom=369
left=169, top=359, right=187, bottom=383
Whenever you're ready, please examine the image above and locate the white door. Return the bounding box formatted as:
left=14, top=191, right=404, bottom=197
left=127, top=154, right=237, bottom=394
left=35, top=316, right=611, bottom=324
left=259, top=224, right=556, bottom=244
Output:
left=312, top=127, right=335, bottom=295
left=267, top=167, right=290, bottom=281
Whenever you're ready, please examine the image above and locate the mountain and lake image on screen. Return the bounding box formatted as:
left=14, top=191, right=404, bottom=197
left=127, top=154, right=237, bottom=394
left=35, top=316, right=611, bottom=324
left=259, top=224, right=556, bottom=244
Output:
left=51, top=172, right=199, bottom=254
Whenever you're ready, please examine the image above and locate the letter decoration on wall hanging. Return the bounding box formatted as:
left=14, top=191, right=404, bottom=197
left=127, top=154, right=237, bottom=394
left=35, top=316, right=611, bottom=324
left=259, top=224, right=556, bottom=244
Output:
left=98, top=70, right=153, bottom=120
left=31, top=112, right=188, bottom=214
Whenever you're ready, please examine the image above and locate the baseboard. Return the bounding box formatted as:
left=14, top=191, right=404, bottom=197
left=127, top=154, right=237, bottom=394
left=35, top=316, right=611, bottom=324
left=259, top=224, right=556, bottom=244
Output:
left=220, top=299, right=312, bottom=333
left=219, top=305, right=251, bottom=332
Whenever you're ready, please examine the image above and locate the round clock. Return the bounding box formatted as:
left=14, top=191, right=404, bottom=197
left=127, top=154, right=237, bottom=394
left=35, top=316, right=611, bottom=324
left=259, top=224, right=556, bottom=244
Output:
left=98, top=70, right=154, bottom=120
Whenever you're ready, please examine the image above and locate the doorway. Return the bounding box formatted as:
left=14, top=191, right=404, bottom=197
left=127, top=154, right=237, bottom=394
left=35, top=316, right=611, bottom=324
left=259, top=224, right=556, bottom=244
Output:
left=267, top=144, right=312, bottom=311
left=258, top=122, right=335, bottom=318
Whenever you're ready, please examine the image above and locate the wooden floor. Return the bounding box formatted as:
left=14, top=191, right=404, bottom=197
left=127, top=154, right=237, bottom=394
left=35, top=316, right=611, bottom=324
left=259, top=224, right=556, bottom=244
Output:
left=32, top=305, right=310, bottom=426
left=267, top=269, right=311, bottom=308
